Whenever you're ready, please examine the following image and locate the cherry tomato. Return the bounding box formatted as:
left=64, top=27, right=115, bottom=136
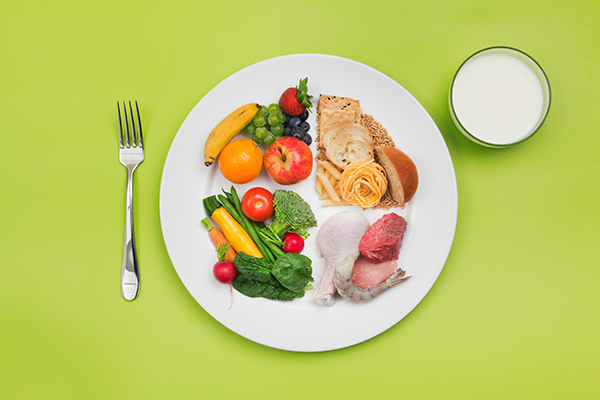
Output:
left=281, top=233, right=304, bottom=253
left=241, top=187, right=274, bottom=222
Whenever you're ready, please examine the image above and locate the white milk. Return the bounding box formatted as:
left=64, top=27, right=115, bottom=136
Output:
left=451, top=52, right=545, bottom=145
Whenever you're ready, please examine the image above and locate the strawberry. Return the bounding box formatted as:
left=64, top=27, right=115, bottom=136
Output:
left=278, top=77, right=313, bottom=116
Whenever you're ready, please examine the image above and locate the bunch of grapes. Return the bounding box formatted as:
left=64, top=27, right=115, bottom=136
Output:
left=245, top=104, right=312, bottom=146
left=244, top=104, right=287, bottom=146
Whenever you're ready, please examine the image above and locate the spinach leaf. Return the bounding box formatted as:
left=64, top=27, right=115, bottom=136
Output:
left=271, top=253, right=313, bottom=293
left=233, top=252, right=272, bottom=283
left=232, top=274, right=305, bottom=301
left=231, top=252, right=311, bottom=301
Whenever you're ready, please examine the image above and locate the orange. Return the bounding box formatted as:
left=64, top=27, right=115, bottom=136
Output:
left=218, top=138, right=263, bottom=184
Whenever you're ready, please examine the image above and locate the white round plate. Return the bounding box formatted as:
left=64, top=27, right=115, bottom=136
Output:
left=159, top=54, right=458, bottom=352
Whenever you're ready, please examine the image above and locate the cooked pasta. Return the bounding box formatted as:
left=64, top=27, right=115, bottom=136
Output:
left=317, top=172, right=341, bottom=202
left=339, top=160, right=388, bottom=208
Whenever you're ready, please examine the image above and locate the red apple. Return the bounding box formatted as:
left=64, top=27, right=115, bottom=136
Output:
left=263, top=137, right=313, bottom=185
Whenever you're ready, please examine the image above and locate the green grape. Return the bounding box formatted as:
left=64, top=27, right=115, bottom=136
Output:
left=255, top=126, right=268, bottom=139
left=268, top=103, right=280, bottom=114
left=245, top=121, right=256, bottom=135
left=258, top=105, right=269, bottom=117
left=251, top=134, right=263, bottom=144
left=271, top=123, right=284, bottom=136
left=253, top=114, right=266, bottom=127
left=267, top=113, right=280, bottom=126
left=263, top=132, right=276, bottom=145
left=278, top=112, right=286, bottom=124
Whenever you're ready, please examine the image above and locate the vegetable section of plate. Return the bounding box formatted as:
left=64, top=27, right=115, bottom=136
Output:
left=159, top=54, right=458, bottom=352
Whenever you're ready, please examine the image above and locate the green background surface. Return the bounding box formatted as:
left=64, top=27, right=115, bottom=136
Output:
left=2, top=1, right=599, bottom=399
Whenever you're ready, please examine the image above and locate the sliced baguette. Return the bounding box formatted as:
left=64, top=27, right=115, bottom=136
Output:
left=374, top=146, right=419, bottom=207
left=321, top=123, right=373, bottom=150
left=326, top=135, right=374, bottom=169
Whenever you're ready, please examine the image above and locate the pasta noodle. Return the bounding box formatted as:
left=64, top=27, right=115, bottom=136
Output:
left=321, top=198, right=351, bottom=207
left=315, top=164, right=324, bottom=195
left=317, top=172, right=341, bottom=202
left=317, top=160, right=342, bottom=180
left=339, top=160, right=388, bottom=208
left=315, top=160, right=347, bottom=206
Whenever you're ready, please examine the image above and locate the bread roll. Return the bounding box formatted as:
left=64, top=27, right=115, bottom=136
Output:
left=321, top=123, right=373, bottom=150
left=374, top=146, right=418, bottom=207
left=326, top=135, right=374, bottom=169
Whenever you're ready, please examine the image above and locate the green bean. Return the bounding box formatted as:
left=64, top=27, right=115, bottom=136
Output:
left=263, top=235, right=285, bottom=258
left=249, top=220, right=284, bottom=257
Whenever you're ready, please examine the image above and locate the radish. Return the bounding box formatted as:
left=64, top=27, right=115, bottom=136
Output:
left=213, top=243, right=237, bottom=309
left=281, top=233, right=304, bottom=253
left=213, top=260, right=237, bottom=284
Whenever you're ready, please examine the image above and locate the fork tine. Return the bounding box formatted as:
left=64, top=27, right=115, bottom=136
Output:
left=124, top=101, right=131, bottom=147
left=128, top=101, right=137, bottom=147
left=135, top=101, right=143, bottom=148
left=117, top=102, right=124, bottom=148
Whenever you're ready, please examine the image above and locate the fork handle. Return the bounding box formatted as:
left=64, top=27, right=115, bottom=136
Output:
left=121, top=166, right=140, bottom=300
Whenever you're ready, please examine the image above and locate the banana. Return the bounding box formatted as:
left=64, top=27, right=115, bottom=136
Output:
left=204, top=103, right=261, bottom=166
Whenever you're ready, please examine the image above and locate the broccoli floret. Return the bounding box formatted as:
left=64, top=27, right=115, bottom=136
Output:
left=260, top=190, right=317, bottom=246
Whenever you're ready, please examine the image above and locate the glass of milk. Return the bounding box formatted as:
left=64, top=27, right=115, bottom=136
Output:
left=449, top=46, right=551, bottom=147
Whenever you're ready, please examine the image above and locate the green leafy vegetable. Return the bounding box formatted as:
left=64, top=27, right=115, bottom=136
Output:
left=232, top=275, right=305, bottom=301
left=232, top=252, right=272, bottom=283
left=271, top=253, right=313, bottom=293
left=232, top=252, right=313, bottom=301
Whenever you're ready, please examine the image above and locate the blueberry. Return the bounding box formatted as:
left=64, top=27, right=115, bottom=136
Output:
left=300, top=121, right=310, bottom=132
left=301, top=134, right=312, bottom=146
left=291, top=127, right=304, bottom=139
left=288, top=116, right=301, bottom=128
left=283, top=126, right=291, bottom=136
left=299, top=110, right=309, bottom=122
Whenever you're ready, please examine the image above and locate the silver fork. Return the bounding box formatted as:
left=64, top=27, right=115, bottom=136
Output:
left=118, top=101, right=144, bottom=301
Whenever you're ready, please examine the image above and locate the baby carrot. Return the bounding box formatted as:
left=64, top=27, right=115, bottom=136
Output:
left=201, top=217, right=237, bottom=262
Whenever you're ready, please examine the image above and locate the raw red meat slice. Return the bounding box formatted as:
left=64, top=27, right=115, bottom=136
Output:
left=358, top=213, right=407, bottom=262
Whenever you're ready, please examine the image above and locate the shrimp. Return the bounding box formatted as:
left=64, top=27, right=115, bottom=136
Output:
left=333, top=255, right=410, bottom=303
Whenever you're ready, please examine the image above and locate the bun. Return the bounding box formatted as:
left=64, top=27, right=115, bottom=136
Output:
left=374, top=146, right=418, bottom=207
left=321, top=123, right=373, bottom=150
left=326, top=135, right=374, bottom=170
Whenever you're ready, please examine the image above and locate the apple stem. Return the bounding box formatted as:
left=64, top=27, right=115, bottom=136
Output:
left=278, top=147, right=286, bottom=162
